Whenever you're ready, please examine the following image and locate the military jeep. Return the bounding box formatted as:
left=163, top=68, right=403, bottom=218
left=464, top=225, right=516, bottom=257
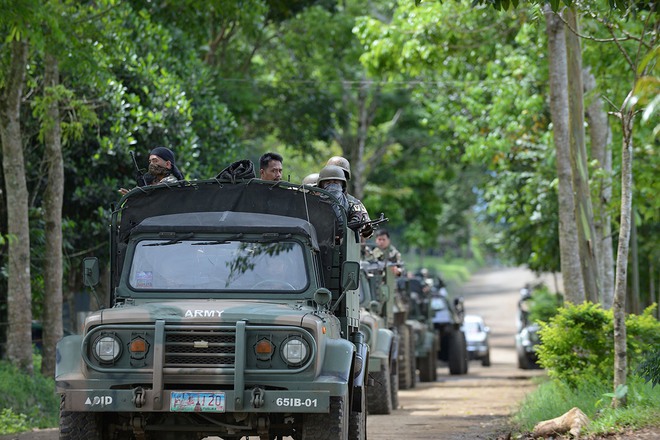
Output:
left=56, top=177, right=369, bottom=440
left=358, top=260, right=397, bottom=414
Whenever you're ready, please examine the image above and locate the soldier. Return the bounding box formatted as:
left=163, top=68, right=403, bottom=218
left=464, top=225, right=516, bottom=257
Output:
left=325, top=156, right=373, bottom=238
left=317, top=165, right=352, bottom=230
left=302, top=173, right=319, bottom=186
left=371, top=229, right=403, bottom=276
left=259, top=152, right=283, bottom=181
left=119, top=146, right=184, bottom=195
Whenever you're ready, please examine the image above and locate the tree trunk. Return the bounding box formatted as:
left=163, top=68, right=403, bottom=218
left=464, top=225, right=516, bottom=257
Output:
left=630, top=216, right=640, bottom=314
left=612, top=102, right=634, bottom=408
left=41, top=52, right=64, bottom=378
left=583, top=69, right=614, bottom=309
left=564, top=7, right=600, bottom=304
left=0, top=40, right=33, bottom=374
left=544, top=6, right=585, bottom=304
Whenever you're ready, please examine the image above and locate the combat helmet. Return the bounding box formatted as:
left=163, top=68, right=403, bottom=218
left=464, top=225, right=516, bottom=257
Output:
left=302, top=173, right=319, bottom=186
left=326, top=156, right=351, bottom=180
left=317, top=164, right=347, bottom=189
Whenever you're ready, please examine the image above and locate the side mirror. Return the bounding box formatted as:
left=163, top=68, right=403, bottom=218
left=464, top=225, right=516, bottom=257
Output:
left=82, top=257, right=99, bottom=287
left=341, top=261, right=360, bottom=291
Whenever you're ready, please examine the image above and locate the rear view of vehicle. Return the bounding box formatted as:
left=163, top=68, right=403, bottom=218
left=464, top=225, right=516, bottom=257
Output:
left=462, top=314, right=491, bottom=367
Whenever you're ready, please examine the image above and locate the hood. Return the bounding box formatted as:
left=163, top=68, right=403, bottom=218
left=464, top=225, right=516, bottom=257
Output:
left=87, top=300, right=312, bottom=328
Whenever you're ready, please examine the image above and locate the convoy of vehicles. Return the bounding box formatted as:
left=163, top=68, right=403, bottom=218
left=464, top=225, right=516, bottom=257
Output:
left=56, top=177, right=369, bottom=440
left=54, top=163, right=522, bottom=440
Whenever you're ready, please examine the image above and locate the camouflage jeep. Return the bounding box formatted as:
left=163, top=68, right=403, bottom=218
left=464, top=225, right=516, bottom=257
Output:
left=56, top=178, right=369, bottom=440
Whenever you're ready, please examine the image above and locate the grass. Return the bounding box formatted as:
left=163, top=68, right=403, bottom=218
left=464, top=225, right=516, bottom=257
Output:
left=512, top=375, right=660, bottom=436
left=0, top=354, right=59, bottom=434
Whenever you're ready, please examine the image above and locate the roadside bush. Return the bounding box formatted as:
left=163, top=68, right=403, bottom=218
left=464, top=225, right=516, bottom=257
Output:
left=0, top=357, right=59, bottom=431
left=536, top=303, right=660, bottom=387
left=637, top=346, right=660, bottom=388
left=526, top=284, right=562, bottom=324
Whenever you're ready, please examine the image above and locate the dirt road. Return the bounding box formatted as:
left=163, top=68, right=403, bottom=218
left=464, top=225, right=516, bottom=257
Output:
left=365, top=266, right=550, bottom=440
left=0, top=267, right=551, bottom=440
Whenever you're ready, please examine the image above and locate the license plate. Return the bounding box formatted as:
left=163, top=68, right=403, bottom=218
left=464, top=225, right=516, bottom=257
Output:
left=170, top=392, right=226, bottom=412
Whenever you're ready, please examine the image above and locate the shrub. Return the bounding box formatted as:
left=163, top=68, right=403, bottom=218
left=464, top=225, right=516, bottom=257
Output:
left=0, top=357, right=59, bottom=430
left=638, top=347, right=660, bottom=388
left=536, top=303, right=660, bottom=387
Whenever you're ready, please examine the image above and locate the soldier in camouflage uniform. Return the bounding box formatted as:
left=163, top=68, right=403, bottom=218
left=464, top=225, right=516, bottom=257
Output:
left=371, top=229, right=403, bottom=276
left=325, top=156, right=373, bottom=238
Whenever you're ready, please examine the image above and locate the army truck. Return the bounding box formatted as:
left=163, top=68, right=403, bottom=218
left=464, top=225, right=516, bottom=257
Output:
left=431, top=284, right=468, bottom=375
left=56, top=176, right=369, bottom=440
left=399, top=276, right=439, bottom=382
left=358, top=260, right=397, bottom=414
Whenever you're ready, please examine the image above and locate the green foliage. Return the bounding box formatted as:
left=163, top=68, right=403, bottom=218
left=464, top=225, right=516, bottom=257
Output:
left=536, top=303, right=660, bottom=387
left=638, top=348, right=660, bottom=388
left=526, top=284, right=562, bottom=324
left=0, top=358, right=59, bottom=430
left=0, top=408, right=28, bottom=435
left=513, top=375, right=660, bottom=434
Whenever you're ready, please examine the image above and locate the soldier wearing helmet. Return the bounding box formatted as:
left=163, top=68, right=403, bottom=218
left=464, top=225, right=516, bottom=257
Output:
left=302, top=173, right=319, bottom=186
left=317, top=165, right=351, bottom=233
left=325, top=156, right=373, bottom=238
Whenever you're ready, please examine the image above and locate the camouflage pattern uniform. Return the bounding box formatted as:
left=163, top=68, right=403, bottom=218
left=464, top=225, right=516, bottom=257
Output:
left=369, top=243, right=401, bottom=265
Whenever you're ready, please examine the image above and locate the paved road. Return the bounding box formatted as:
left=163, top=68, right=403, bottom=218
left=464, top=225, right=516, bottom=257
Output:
left=0, top=266, right=553, bottom=440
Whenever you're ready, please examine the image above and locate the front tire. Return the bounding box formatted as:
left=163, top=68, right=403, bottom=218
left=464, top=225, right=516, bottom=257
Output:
left=367, top=362, right=392, bottom=414
left=302, top=396, right=348, bottom=440
left=60, top=396, right=102, bottom=440
left=348, top=386, right=366, bottom=440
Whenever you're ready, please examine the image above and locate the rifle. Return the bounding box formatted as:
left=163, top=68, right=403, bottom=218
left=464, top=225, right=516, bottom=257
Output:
left=348, top=212, right=389, bottom=231
left=130, top=151, right=148, bottom=187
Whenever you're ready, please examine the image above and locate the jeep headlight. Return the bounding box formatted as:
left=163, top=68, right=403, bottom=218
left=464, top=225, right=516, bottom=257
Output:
left=281, top=336, right=309, bottom=366
left=93, top=334, right=122, bottom=364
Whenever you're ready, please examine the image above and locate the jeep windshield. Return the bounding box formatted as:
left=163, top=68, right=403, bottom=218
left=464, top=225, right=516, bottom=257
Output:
left=128, top=239, right=308, bottom=291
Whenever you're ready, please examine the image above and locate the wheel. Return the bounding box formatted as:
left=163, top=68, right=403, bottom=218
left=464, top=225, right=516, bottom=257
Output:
left=301, top=395, right=348, bottom=440
left=348, top=386, right=366, bottom=440
left=60, top=396, right=102, bottom=440
left=390, top=369, right=399, bottom=410
left=397, top=325, right=413, bottom=389
left=517, top=345, right=532, bottom=370
left=448, top=329, right=468, bottom=375
left=418, top=335, right=439, bottom=382
left=481, top=350, right=491, bottom=367
left=408, top=328, right=417, bottom=388
left=367, top=362, right=392, bottom=414
left=253, top=279, right=296, bottom=290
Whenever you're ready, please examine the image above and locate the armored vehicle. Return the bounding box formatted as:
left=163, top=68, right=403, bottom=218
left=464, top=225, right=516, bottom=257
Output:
left=358, top=260, right=397, bottom=414
left=56, top=176, right=369, bottom=440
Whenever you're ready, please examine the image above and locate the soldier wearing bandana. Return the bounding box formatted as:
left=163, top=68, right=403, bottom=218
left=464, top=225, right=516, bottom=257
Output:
left=119, top=146, right=184, bottom=195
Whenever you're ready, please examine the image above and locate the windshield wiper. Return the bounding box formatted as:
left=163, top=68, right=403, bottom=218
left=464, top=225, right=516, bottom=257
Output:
left=191, top=233, right=243, bottom=246
left=144, top=232, right=194, bottom=246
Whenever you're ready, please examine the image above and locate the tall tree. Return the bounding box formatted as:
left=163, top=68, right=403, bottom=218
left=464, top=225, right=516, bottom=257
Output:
left=0, top=38, right=33, bottom=373
left=583, top=69, right=614, bottom=309
left=564, top=7, right=601, bottom=304
left=544, top=5, right=585, bottom=303
left=40, top=50, right=64, bottom=377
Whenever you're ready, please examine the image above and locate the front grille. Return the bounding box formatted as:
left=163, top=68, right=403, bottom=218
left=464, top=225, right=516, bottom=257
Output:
left=165, top=329, right=236, bottom=367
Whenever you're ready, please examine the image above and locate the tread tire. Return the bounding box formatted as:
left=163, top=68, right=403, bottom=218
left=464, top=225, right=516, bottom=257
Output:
left=367, top=363, right=392, bottom=414
left=302, top=395, right=348, bottom=440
